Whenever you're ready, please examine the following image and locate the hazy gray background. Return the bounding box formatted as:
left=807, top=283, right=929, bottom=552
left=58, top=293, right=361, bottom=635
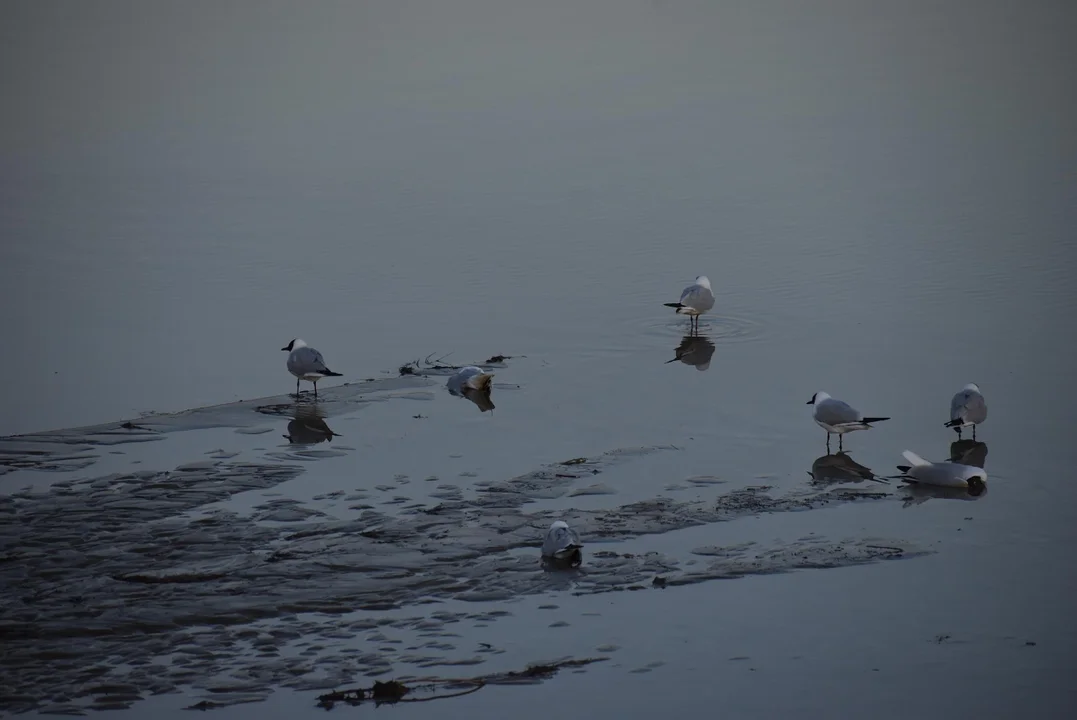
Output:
left=2, top=0, right=1074, bottom=437
left=2, top=1, right=1076, bottom=717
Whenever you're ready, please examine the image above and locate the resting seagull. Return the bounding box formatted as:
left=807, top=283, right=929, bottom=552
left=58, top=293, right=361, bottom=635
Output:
left=663, top=275, right=715, bottom=333
left=896, top=450, right=987, bottom=492
left=945, top=383, right=987, bottom=440
left=447, top=366, right=494, bottom=394
left=807, top=391, right=889, bottom=451
left=281, top=339, right=343, bottom=398
left=541, top=520, right=583, bottom=567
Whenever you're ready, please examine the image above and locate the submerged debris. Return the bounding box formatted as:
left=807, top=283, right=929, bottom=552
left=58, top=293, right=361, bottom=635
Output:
left=316, top=658, right=606, bottom=709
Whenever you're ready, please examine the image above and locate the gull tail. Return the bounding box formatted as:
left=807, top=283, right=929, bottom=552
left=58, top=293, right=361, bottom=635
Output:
left=467, top=373, right=494, bottom=391
left=862, top=416, right=890, bottom=424
left=902, top=450, right=930, bottom=467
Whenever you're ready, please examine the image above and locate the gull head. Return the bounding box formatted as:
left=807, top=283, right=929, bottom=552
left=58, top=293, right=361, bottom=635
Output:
left=964, top=382, right=981, bottom=393
left=807, top=391, right=831, bottom=405
left=695, top=275, right=712, bottom=290
left=281, top=338, right=308, bottom=352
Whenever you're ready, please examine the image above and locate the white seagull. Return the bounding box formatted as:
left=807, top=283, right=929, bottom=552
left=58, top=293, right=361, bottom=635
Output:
left=664, top=275, right=715, bottom=333
left=447, top=366, right=494, bottom=394
left=945, top=383, right=987, bottom=440
left=896, top=450, right=987, bottom=491
left=806, top=391, right=890, bottom=451
left=541, top=520, right=583, bottom=564
left=281, top=339, right=343, bottom=398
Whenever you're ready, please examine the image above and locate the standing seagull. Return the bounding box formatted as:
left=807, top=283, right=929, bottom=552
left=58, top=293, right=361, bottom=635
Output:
left=807, top=391, right=890, bottom=451
left=281, top=339, right=343, bottom=398
left=945, top=383, right=987, bottom=440
left=664, top=275, right=715, bottom=333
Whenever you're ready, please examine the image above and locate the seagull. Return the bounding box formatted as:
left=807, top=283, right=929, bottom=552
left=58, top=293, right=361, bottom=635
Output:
left=806, top=391, right=890, bottom=451
left=541, top=520, right=583, bottom=566
left=663, top=275, right=715, bottom=333
left=447, top=366, right=494, bottom=395
left=281, top=339, right=343, bottom=398
left=945, top=383, right=987, bottom=440
left=447, top=366, right=496, bottom=413
left=896, top=450, right=987, bottom=492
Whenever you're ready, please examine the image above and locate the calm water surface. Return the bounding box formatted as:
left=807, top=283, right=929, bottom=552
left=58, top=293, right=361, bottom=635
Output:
left=2, top=0, right=1075, bottom=717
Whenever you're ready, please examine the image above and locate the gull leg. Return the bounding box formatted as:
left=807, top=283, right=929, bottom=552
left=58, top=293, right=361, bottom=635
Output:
left=313, top=381, right=318, bottom=399
left=826, top=433, right=831, bottom=452
left=296, top=378, right=300, bottom=398
left=838, top=434, right=844, bottom=451
left=972, top=425, right=976, bottom=441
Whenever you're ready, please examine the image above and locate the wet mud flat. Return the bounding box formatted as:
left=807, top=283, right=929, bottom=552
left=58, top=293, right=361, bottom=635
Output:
left=1, top=373, right=931, bottom=715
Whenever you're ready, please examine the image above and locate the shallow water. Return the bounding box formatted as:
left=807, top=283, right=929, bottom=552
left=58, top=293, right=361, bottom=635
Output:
left=2, top=0, right=1076, bottom=717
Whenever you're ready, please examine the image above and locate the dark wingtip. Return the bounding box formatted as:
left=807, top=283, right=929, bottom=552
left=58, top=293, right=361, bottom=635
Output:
left=324, top=370, right=343, bottom=377
left=944, top=419, right=959, bottom=427
left=663, top=302, right=684, bottom=308
left=862, top=417, right=890, bottom=423
left=895, top=465, right=911, bottom=473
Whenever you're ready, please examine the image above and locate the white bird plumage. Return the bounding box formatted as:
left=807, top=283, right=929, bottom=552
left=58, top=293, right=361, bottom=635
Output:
left=281, top=339, right=342, bottom=398
left=447, top=366, right=494, bottom=394
left=946, top=383, right=987, bottom=439
left=664, top=275, right=715, bottom=332
left=806, top=391, right=889, bottom=451
left=541, top=520, right=582, bottom=560
left=897, top=450, right=987, bottom=490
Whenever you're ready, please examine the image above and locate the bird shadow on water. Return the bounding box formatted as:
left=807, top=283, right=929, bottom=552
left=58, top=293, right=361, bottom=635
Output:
left=950, top=439, right=988, bottom=469
left=541, top=552, right=584, bottom=575
left=807, top=451, right=880, bottom=485
left=282, top=402, right=340, bottom=445
left=451, top=387, right=496, bottom=413
left=665, top=334, right=716, bottom=371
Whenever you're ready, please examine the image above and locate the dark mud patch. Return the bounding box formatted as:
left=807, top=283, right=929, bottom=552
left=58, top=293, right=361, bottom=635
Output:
left=0, top=442, right=926, bottom=714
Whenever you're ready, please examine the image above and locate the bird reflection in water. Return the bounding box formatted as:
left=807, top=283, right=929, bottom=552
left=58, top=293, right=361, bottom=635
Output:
left=808, top=451, right=879, bottom=484
left=459, top=387, right=495, bottom=413
left=665, top=334, right=716, bottom=371
left=283, top=402, right=339, bottom=445
left=950, top=439, right=988, bottom=469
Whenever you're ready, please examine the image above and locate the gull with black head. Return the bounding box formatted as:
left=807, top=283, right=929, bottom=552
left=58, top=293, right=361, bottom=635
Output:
left=281, top=339, right=343, bottom=398
left=807, top=391, right=889, bottom=451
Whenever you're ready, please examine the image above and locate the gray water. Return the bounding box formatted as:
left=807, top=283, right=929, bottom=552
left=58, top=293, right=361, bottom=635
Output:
left=2, top=0, right=1076, bottom=717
